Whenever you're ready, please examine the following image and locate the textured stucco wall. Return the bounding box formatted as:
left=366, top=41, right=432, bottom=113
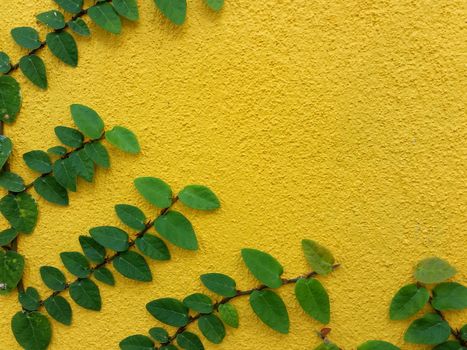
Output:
left=0, top=0, right=466, bottom=349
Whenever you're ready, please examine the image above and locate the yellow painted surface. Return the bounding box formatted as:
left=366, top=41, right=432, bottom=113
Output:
left=0, top=0, right=466, bottom=349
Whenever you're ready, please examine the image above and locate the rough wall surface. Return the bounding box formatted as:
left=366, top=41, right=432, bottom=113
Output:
left=0, top=0, right=465, bottom=349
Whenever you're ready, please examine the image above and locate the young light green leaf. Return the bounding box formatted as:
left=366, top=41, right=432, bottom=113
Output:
left=113, top=251, right=152, bottom=282
left=0, top=192, right=38, bottom=233
left=0, top=52, right=10, bottom=73
left=183, top=293, right=213, bottom=314
left=0, top=172, right=25, bottom=192
left=155, top=211, right=198, bottom=250
left=60, top=251, right=90, bottom=278
left=36, top=10, right=66, bottom=29
left=11, top=27, right=41, bottom=50
left=113, top=0, right=139, bottom=21
left=176, top=331, right=204, bottom=350
left=23, top=150, right=52, bottom=173
left=69, top=278, right=102, bottom=311
left=357, top=341, right=400, bottom=350
left=40, top=266, right=66, bottom=291
left=55, top=126, right=84, bottom=148
left=90, top=226, right=129, bottom=252
left=54, top=0, right=83, bottom=14
left=119, top=335, right=155, bottom=350
left=54, top=158, right=77, bottom=192
left=414, top=257, right=456, bottom=284
left=198, top=314, right=225, bottom=344
left=0, top=136, right=13, bottom=169
left=0, top=76, right=22, bottom=123
left=0, top=228, right=18, bottom=246
left=136, top=234, right=170, bottom=261
left=11, top=311, right=51, bottom=350
left=205, top=0, right=224, bottom=11
left=88, top=3, right=122, bottom=34
left=106, top=126, right=140, bottom=154
left=70, top=150, right=94, bottom=182
left=84, top=142, right=110, bottom=168
left=149, top=327, right=169, bottom=343
left=241, top=248, right=283, bottom=288
left=389, top=284, right=430, bottom=320
left=179, top=185, right=220, bottom=211
left=70, top=104, right=104, bottom=139
left=19, top=55, right=47, bottom=89
left=115, top=204, right=146, bottom=231
left=46, top=31, right=78, bottom=67
left=34, top=176, right=69, bottom=206
left=218, top=303, right=239, bottom=328
left=404, top=313, right=451, bottom=344
left=432, top=282, right=467, bottom=311
left=146, top=298, right=189, bottom=327
left=93, top=267, right=115, bottom=286
left=154, top=0, right=187, bottom=25
left=18, top=287, right=40, bottom=311
left=68, top=18, right=91, bottom=37
left=134, top=177, right=172, bottom=208
left=295, top=278, right=330, bottom=324
left=249, top=290, right=289, bottom=334
left=48, top=145, right=68, bottom=156
left=302, top=239, right=335, bottom=275
left=79, top=235, right=106, bottom=263
left=44, top=295, right=72, bottom=325
left=200, top=273, right=236, bottom=297
left=0, top=251, right=24, bottom=294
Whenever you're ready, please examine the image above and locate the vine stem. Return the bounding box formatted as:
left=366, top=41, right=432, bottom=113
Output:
left=429, top=298, right=466, bottom=346
left=160, top=264, right=340, bottom=348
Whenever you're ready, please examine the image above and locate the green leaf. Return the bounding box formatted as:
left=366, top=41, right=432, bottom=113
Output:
left=295, top=278, right=330, bottom=324
left=183, top=293, right=213, bottom=314
left=176, top=331, right=204, bottom=350
left=11, top=311, right=51, bottom=350
left=34, top=176, right=69, bottom=206
left=302, top=239, right=335, bottom=275
left=314, top=343, right=340, bottom=350
left=55, top=126, right=84, bottom=148
left=113, top=0, right=139, bottom=21
left=218, top=303, right=239, bottom=328
left=0, top=136, right=13, bottom=169
left=48, top=145, right=68, bottom=156
left=0, top=52, right=10, bottom=73
left=54, top=158, right=77, bottom=192
left=0, top=228, right=18, bottom=246
left=146, top=298, right=189, bottom=327
left=93, top=267, right=115, bottom=286
left=54, top=0, right=83, bottom=14
left=46, top=31, right=78, bottom=67
left=70, top=150, right=94, bottom=182
left=432, top=282, right=467, bottom=311
left=119, top=335, right=155, bottom=350
left=200, top=273, right=236, bottom=297
left=0, top=76, right=22, bottom=123
left=88, top=3, right=122, bottom=34
left=0, top=172, right=25, bottom=192
left=36, top=10, right=66, bottom=29
left=249, top=290, right=289, bottom=334
left=90, top=226, right=129, bottom=252
left=68, top=18, right=91, bottom=37
left=40, top=266, right=66, bottom=291
left=113, top=251, right=152, bottom=282
left=179, top=185, right=220, bottom=211
left=414, top=257, right=456, bottom=284
left=389, top=284, right=430, bottom=320
left=11, top=27, right=41, bottom=50
left=115, top=204, right=146, bottom=231
left=79, top=235, right=106, bottom=263
left=18, top=287, right=40, bottom=311
left=241, top=248, right=283, bottom=288
left=70, top=104, right=105, bottom=139
left=160, top=346, right=178, bottom=350
left=433, top=341, right=465, bottom=350
left=198, top=314, right=225, bottom=344
left=154, top=0, right=187, bottom=25
left=149, top=327, right=169, bottom=343
left=44, top=295, right=72, bottom=325
left=205, top=0, right=224, bottom=11
left=357, top=340, right=400, bottom=350
left=84, top=142, right=110, bottom=168
left=23, top=150, right=52, bottom=173
left=461, top=324, right=467, bottom=341
left=155, top=211, right=198, bottom=250
left=136, top=234, right=170, bottom=261
left=0, top=192, right=38, bottom=233
left=19, top=55, right=47, bottom=89
left=404, top=313, right=451, bottom=344
left=0, top=250, right=24, bottom=294
left=69, top=278, right=102, bottom=311
left=106, top=126, right=140, bottom=154
left=60, top=251, right=90, bottom=278
left=134, top=177, right=172, bottom=208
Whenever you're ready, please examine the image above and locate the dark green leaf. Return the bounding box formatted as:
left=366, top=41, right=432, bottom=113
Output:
left=36, top=10, right=66, bottom=29
left=389, top=284, right=430, bottom=320
left=146, top=298, right=189, bottom=327
left=11, top=311, right=51, bottom=350
left=55, top=126, right=84, bottom=148
left=432, top=282, right=467, bottom=311
left=93, top=267, right=115, bottom=286
left=0, top=136, right=13, bottom=169
left=198, top=314, right=225, bottom=344
left=70, top=104, right=104, bottom=139
left=0, top=76, right=22, bottom=123
left=44, top=295, right=72, bottom=325
left=154, top=0, right=186, bottom=25
left=218, top=303, right=239, bottom=328
left=249, top=290, right=289, bottom=334
left=461, top=324, right=467, bottom=341
left=23, top=150, right=52, bottom=173
left=18, top=287, right=40, bottom=311
left=136, top=234, right=170, bottom=261
left=48, top=146, right=68, bottom=156
left=0, top=250, right=24, bottom=294
left=414, top=257, right=456, bottom=284
left=160, top=346, right=177, bottom=350
left=134, top=177, right=172, bottom=208
left=183, top=293, right=213, bottom=314
left=40, top=266, right=66, bottom=291
left=113, top=0, right=139, bottom=21
left=404, top=313, right=451, bottom=344
left=54, top=158, right=77, bottom=192
left=0, top=192, right=38, bottom=233
left=115, top=204, right=146, bottom=231
left=90, top=226, right=129, bottom=252
left=302, top=239, right=335, bottom=275
left=149, top=327, right=168, bottom=343
left=19, top=55, right=47, bottom=89
left=68, top=18, right=91, bottom=36
left=0, top=172, right=25, bottom=192
left=0, top=52, right=10, bottom=73
left=34, top=176, right=69, bottom=205
left=79, top=235, right=106, bottom=263
left=357, top=341, right=400, bottom=350
left=11, top=27, right=41, bottom=50
left=69, top=278, right=101, bottom=311
left=176, top=331, right=204, bottom=350
left=200, top=273, right=236, bottom=297
left=88, top=3, right=122, bottom=34
left=106, top=126, right=140, bottom=154
left=155, top=211, right=198, bottom=250
left=54, top=0, right=83, bottom=14
left=46, top=31, right=78, bottom=67
left=119, top=335, right=155, bottom=350
left=295, top=278, right=330, bottom=324
left=60, top=251, right=90, bottom=278
left=241, top=248, right=283, bottom=288
left=113, top=251, right=152, bottom=282
left=179, top=185, right=220, bottom=211
left=70, top=150, right=94, bottom=182
left=84, top=142, right=110, bottom=168
left=433, top=341, right=465, bottom=350
left=0, top=228, right=18, bottom=246
left=205, top=0, right=223, bottom=11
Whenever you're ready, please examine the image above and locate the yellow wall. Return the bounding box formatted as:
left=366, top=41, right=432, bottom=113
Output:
left=0, top=0, right=465, bottom=349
